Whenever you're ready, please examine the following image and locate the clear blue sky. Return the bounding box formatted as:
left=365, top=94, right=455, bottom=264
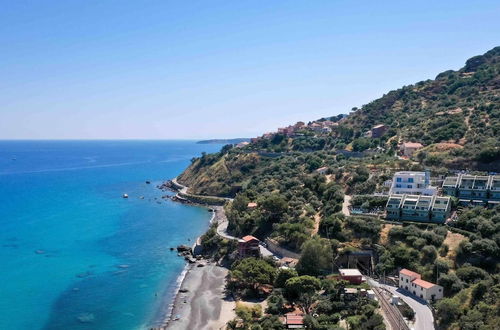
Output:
left=1, top=1, right=499, bottom=139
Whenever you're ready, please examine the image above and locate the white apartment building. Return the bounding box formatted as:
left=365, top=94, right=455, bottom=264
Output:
left=390, top=171, right=437, bottom=196
left=399, top=269, right=443, bottom=301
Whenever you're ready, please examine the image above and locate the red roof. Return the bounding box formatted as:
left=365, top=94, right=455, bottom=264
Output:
left=412, top=278, right=436, bottom=289
left=242, top=235, right=259, bottom=242
left=400, top=269, right=421, bottom=279
left=285, top=314, right=304, bottom=325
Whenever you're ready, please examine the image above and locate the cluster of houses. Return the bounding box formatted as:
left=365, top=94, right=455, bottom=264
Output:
left=386, top=171, right=451, bottom=223
left=384, top=170, right=499, bottom=223
left=251, top=119, right=343, bottom=142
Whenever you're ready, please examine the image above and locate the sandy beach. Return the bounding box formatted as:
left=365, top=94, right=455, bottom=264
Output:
left=160, top=262, right=235, bottom=330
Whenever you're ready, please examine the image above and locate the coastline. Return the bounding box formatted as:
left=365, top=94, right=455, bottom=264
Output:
left=152, top=181, right=235, bottom=330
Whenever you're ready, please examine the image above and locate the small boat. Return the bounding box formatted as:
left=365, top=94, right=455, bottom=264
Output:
left=122, top=194, right=129, bottom=198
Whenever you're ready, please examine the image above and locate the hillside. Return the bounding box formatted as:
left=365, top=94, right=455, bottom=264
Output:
left=179, top=47, right=500, bottom=198
left=343, top=46, right=500, bottom=168
left=178, top=47, right=500, bottom=329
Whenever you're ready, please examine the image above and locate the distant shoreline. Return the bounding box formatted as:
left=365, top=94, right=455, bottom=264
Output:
left=196, top=138, right=250, bottom=144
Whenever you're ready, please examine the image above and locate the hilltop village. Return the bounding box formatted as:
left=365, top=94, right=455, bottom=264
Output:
left=168, top=47, right=500, bottom=330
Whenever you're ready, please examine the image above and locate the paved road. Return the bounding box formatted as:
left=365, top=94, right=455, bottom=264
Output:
left=368, top=279, right=434, bottom=330
left=173, top=178, right=277, bottom=258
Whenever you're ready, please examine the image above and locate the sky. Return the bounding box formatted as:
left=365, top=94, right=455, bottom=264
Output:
left=1, top=1, right=499, bottom=139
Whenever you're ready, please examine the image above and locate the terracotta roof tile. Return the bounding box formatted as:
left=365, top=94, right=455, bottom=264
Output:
left=400, top=269, right=421, bottom=279
left=412, top=278, right=436, bottom=289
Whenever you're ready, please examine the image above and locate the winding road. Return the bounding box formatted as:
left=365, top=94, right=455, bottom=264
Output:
left=172, top=178, right=274, bottom=257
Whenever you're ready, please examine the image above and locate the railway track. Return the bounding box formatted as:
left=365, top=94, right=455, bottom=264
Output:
left=372, top=287, right=410, bottom=330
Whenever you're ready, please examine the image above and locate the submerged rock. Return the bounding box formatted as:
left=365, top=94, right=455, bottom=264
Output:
left=77, top=313, right=95, bottom=323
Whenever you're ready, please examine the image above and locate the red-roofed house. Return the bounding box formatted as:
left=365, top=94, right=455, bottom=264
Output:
left=238, top=235, right=260, bottom=258
left=399, top=269, right=443, bottom=301
left=283, top=313, right=304, bottom=329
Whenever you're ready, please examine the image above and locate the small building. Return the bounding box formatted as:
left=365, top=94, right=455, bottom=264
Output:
left=367, top=289, right=375, bottom=300
left=283, top=313, right=304, bottom=329
left=344, top=287, right=359, bottom=299
left=400, top=142, right=424, bottom=157
left=390, top=171, right=437, bottom=196
left=399, top=269, right=443, bottom=301
left=339, top=268, right=364, bottom=284
left=315, top=166, right=329, bottom=175
left=370, top=124, right=388, bottom=138
left=238, top=235, right=260, bottom=258
left=247, top=202, right=258, bottom=209
left=321, top=126, right=332, bottom=134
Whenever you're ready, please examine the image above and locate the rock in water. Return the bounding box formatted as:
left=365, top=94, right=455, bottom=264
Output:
left=176, top=245, right=191, bottom=253
left=77, top=313, right=95, bottom=323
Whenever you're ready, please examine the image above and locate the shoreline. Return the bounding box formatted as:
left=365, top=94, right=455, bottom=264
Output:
left=152, top=182, right=234, bottom=330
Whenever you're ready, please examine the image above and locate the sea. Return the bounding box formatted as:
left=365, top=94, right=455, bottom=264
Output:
left=0, top=140, right=222, bottom=330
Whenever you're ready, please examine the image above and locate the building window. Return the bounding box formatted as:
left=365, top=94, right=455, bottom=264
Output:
left=397, top=178, right=402, bottom=182
left=396, top=184, right=401, bottom=188
left=408, top=178, right=414, bottom=183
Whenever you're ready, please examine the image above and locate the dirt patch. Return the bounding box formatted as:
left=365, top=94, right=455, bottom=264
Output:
left=312, top=213, right=321, bottom=235
left=380, top=224, right=394, bottom=245
left=443, top=231, right=467, bottom=260
left=429, top=143, right=464, bottom=152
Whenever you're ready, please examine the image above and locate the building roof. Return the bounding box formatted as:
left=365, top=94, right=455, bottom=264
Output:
left=247, top=202, right=258, bottom=208
left=339, top=268, right=362, bottom=276
left=344, top=288, right=358, bottom=294
left=242, top=235, right=259, bottom=242
left=285, top=314, right=304, bottom=325
left=412, top=278, right=436, bottom=289
left=373, top=124, right=386, bottom=129
left=316, top=166, right=328, bottom=172
left=403, top=142, right=423, bottom=148
left=400, top=269, right=421, bottom=279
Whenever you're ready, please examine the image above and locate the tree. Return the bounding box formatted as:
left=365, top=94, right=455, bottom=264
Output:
left=274, top=268, right=298, bottom=288
left=229, top=258, right=276, bottom=292
left=421, top=245, right=438, bottom=264
left=296, top=237, right=333, bottom=276
left=436, top=298, right=461, bottom=325
left=438, top=273, right=463, bottom=296
left=284, top=275, right=321, bottom=299
left=261, top=193, right=288, bottom=222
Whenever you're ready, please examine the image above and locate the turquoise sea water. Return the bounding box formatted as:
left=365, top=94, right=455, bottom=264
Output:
left=0, top=140, right=222, bottom=330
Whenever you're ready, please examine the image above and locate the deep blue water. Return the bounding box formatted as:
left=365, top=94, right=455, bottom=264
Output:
left=0, top=140, right=222, bottom=330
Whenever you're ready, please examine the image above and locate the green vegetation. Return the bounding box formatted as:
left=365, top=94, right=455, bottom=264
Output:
left=185, top=47, right=500, bottom=329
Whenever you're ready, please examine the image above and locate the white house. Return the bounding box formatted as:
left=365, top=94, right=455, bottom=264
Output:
left=399, top=269, right=443, bottom=301
left=390, top=171, right=437, bottom=196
